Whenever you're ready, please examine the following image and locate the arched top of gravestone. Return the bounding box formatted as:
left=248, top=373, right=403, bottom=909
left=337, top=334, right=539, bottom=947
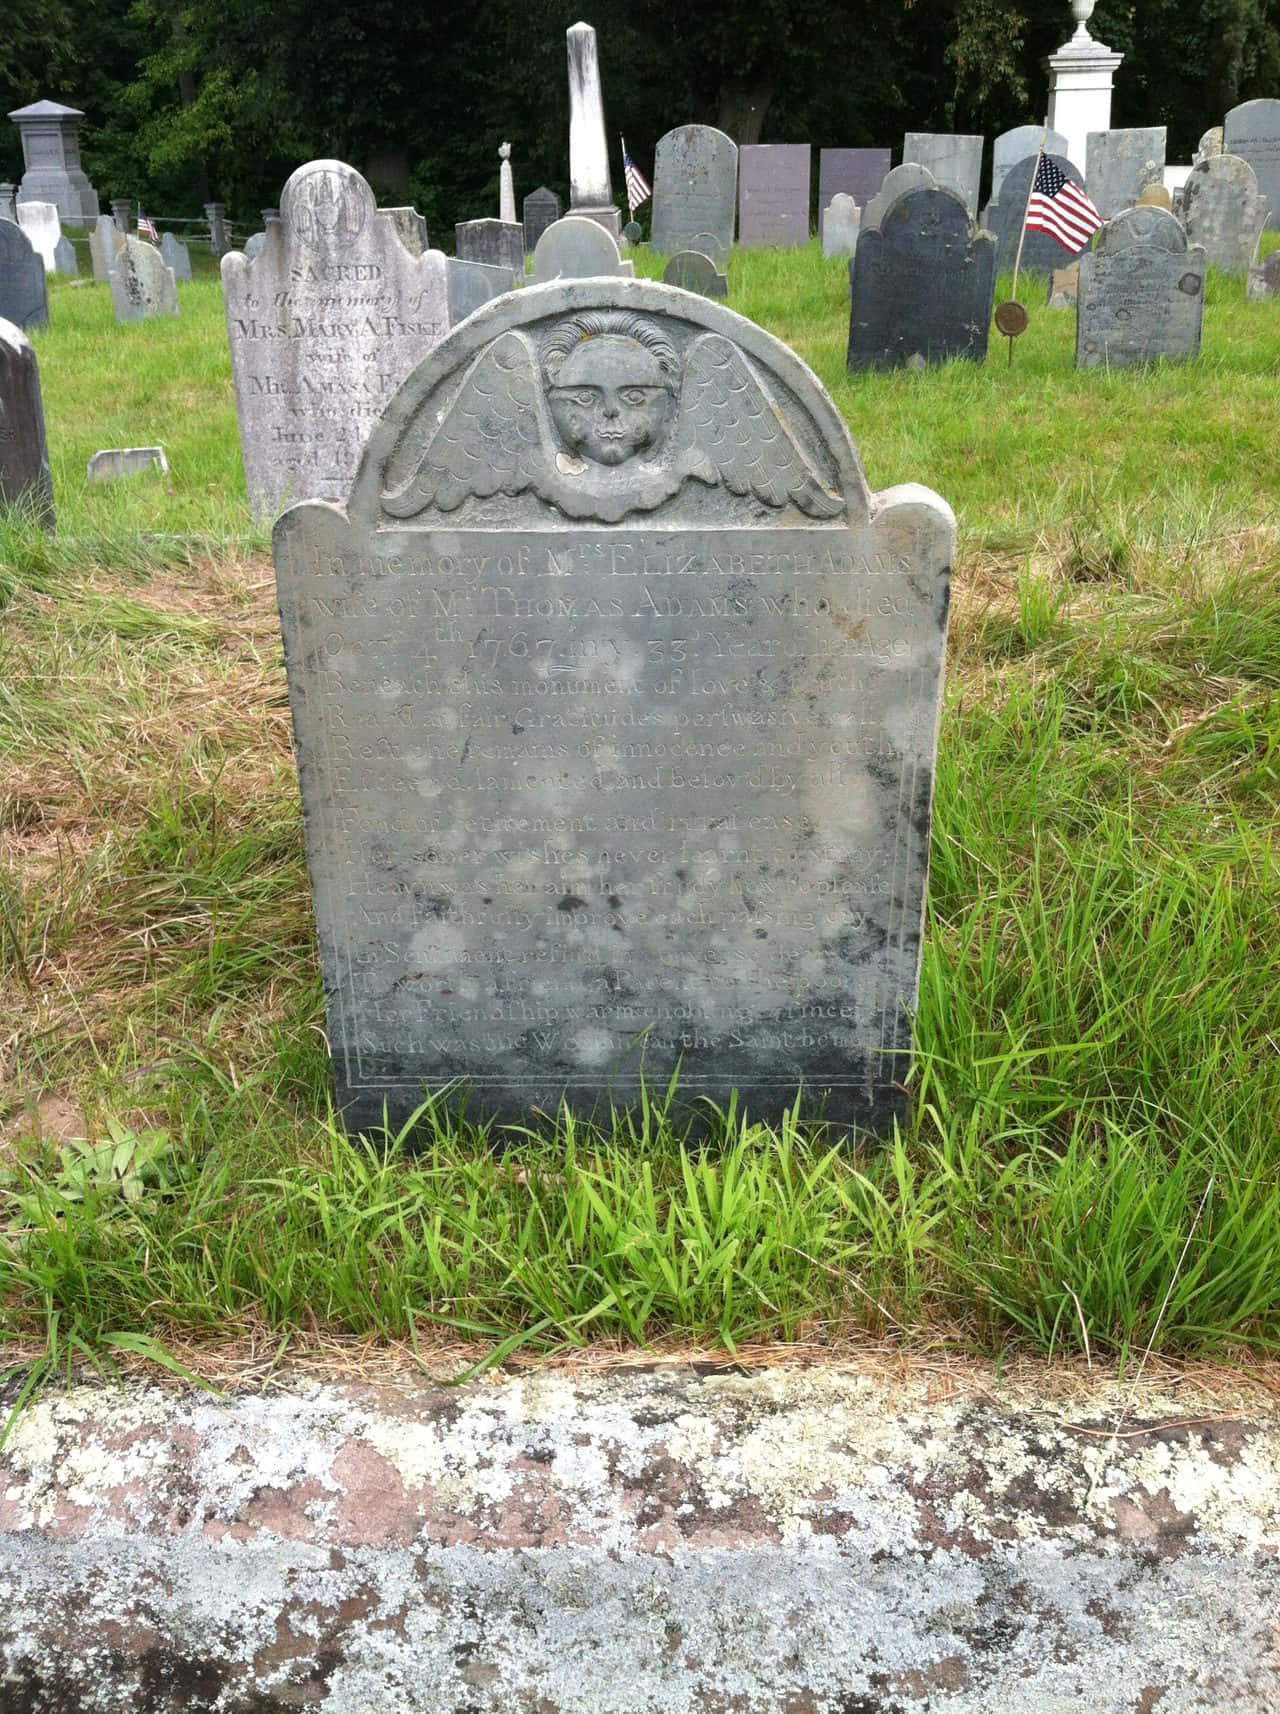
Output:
left=992, top=125, right=1068, bottom=198
left=1098, top=204, right=1188, bottom=254
left=1225, top=97, right=1280, bottom=129
left=342, top=278, right=870, bottom=530
left=1196, top=126, right=1225, bottom=162
left=989, top=153, right=1090, bottom=271
left=280, top=159, right=376, bottom=251
left=530, top=215, right=622, bottom=282
left=662, top=249, right=719, bottom=291
left=0, top=218, right=50, bottom=329
left=862, top=163, right=937, bottom=232
left=880, top=183, right=974, bottom=239
left=1185, top=152, right=1260, bottom=198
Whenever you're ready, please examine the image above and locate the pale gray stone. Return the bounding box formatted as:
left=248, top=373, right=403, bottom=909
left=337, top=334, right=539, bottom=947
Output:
left=902, top=132, right=983, bottom=217
left=0, top=316, right=54, bottom=525
left=661, top=249, right=727, bottom=297
left=523, top=186, right=562, bottom=252
left=109, top=235, right=178, bottom=322
left=16, top=200, right=59, bottom=274
left=0, top=219, right=50, bottom=329
left=159, top=230, right=192, bottom=281
left=1196, top=125, right=1225, bottom=163
left=455, top=218, right=523, bottom=273
left=987, top=153, right=1092, bottom=274
left=650, top=124, right=737, bottom=267
left=384, top=207, right=428, bottom=256
left=991, top=125, right=1068, bottom=200
left=1246, top=250, right=1280, bottom=298
left=447, top=254, right=516, bottom=323
left=1047, top=261, right=1079, bottom=307
left=1224, top=99, right=1280, bottom=229
left=818, top=148, right=890, bottom=214
left=53, top=233, right=77, bottom=276
left=1077, top=206, right=1205, bottom=368
left=7, top=99, right=99, bottom=226
left=110, top=198, right=131, bottom=233
left=499, top=142, right=516, bottom=226
left=529, top=215, right=624, bottom=282
left=738, top=144, right=810, bottom=247
left=1085, top=126, right=1167, bottom=217
left=89, top=213, right=122, bottom=282
left=86, top=445, right=168, bottom=481
left=0, top=184, right=15, bottom=223
left=861, top=163, right=937, bottom=234
left=821, top=193, right=860, bottom=258
left=242, top=231, right=265, bottom=260
left=205, top=201, right=230, bottom=257
left=1181, top=154, right=1267, bottom=272
left=848, top=186, right=996, bottom=371
left=222, top=159, right=450, bottom=519
left=566, top=21, right=620, bottom=238
left=271, top=277, right=953, bottom=1135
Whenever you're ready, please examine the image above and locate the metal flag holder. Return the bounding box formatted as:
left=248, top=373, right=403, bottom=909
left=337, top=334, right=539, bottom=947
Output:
left=994, top=133, right=1046, bottom=365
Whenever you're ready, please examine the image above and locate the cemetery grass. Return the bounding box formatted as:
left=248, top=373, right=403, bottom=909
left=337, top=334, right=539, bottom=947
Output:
left=2, top=245, right=1280, bottom=1390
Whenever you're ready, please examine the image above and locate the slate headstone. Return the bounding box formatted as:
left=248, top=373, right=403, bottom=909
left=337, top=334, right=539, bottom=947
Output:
left=988, top=153, right=1091, bottom=274
left=1085, top=127, right=1166, bottom=218
left=523, top=187, right=563, bottom=252
left=221, top=158, right=450, bottom=518
left=86, top=446, right=168, bottom=481
left=1181, top=154, right=1267, bottom=272
left=271, top=277, right=954, bottom=1135
left=384, top=207, right=428, bottom=256
left=89, top=212, right=122, bottom=282
left=447, top=255, right=517, bottom=323
left=16, top=201, right=60, bottom=274
left=991, top=126, right=1068, bottom=201
left=0, top=316, right=54, bottom=527
left=160, top=230, right=192, bottom=281
left=1076, top=206, right=1205, bottom=368
left=821, top=194, right=861, bottom=259
left=738, top=145, right=810, bottom=248
left=53, top=234, right=78, bottom=276
left=862, top=163, right=937, bottom=233
left=109, top=235, right=179, bottom=322
left=848, top=186, right=996, bottom=371
left=0, top=219, right=49, bottom=330
left=1224, top=99, right=1280, bottom=230
left=530, top=215, right=625, bottom=282
left=818, top=148, right=890, bottom=217
left=661, top=249, right=727, bottom=297
left=650, top=124, right=737, bottom=267
left=455, top=218, right=524, bottom=274
left=902, top=133, right=983, bottom=218
left=1246, top=250, right=1280, bottom=299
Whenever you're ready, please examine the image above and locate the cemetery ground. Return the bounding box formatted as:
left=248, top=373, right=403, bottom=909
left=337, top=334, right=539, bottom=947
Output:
left=2, top=242, right=1280, bottom=1401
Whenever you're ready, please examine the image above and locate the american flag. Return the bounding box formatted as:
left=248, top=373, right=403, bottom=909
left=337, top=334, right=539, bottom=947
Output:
left=620, top=137, right=652, bottom=217
left=1025, top=156, right=1103, bottom=252
left=137, top=213, right=160, bottom=243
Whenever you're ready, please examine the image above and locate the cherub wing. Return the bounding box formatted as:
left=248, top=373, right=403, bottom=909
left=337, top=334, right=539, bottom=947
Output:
left=380, top=331, right=551, bottom=517
left=672, top=333, right=843, bottom=519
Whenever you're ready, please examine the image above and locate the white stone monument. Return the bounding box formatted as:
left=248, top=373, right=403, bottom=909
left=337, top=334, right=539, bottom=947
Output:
left=566, top=21, right=621, bottom=238
left=1045, top=0, right=1123, bottom=175
left=499, top=142, right=516, bottom=224
left=16, top=200, right=60, bottom=274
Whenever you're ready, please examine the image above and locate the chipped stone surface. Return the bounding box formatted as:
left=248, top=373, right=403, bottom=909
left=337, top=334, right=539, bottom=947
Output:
left=2, top=1363, right=1279, bottom=1710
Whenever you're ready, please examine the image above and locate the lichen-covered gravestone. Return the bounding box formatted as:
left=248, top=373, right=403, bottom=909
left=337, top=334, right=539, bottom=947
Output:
left=221, top=159, right=450, bottom=518
left=1182, top=154, right=1268, bottom=273
left=1246, top=249, right=1280, bottom=299
left=1076, top=206, right=1205, bottom=369
left=0, top=219, right=49, bottom=330
left=0, top=316, right=54, bottom=526
left=109, top=236, right=178, bottom=322
left=272, top=279, right=953, bottom=1134
left=650, top=124, right=737, bottom=268
left=1085, top=127, right=1166, bottom=218
left=88, top=212, right=121, bottom=282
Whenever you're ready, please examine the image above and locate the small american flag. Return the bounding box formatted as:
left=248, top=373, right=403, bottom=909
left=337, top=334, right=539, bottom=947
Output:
left=1025, top=156, right=1103, bottom=252
left=137, top=213, right=160, bottom=243
left=621, top=137, right=652, bottom=218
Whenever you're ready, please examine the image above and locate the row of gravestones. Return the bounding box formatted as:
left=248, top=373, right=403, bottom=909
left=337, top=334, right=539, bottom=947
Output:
left=0, top=208, right=189, bottom=331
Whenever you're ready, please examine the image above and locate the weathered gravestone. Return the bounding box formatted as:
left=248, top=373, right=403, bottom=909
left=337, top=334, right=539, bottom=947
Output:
left=821, top=194, right=860, bottom=259
left=902, top=133, right=983, bottom=218
left=1246, top=249, right=1280, bottom=298
left=0, top=219, right=49, bottom=330
left=848, top=186, right=996, bottom=371
left=384, top=208, right=428, bottom=256
left=53, top=234, right=77, bottom=276
left=1085, top=126, right=1166, bottom=218
left=650, top=125, right=737, bottom=267
left=987, top=153, right=1092, bottom=274
left=271, top=279, right=953, bottom=1134
left=242, top=232, right=266, bottom=260
left=16, top=201, right=60, bottom=274
left=1196, top=126, right=1225, bottom=163
left=661, top=249, right=727, bottom=297
left=1047, top=261, right=1079, bottom=307
left=86, top=445, right=168, bottom=481
left=530, top=216, right=627, bottom=282
left=109, top=235, right=179, bottom=322
left=89, top=212, right=122, bottom=282
left=991, top=126, right=1068, bottom=201
left=738, top=145, right=811, bottom=248
left=1076, top=205, right=1205, bottom=368
left=205, top=201, right=230, bottom=258
left=818, top=149, right=890, bottom=216
left=222, top=159, right=450, bottom=518
left=861, top=163, right=937, bottom=235
left=1136, top=183, right=1173, bottom=209
left=0, top=317, right=54, bottom=526
left=110, top=198, right=131, bottom=233
left=160, top=230, right=192, bottom=281
left=1224, top=99, right=1280, bottom=229
left=447, top=255, right=516, bottom=324
left=455, top=218, right=524, bottom=274
left=1181, top=154, right=1267, bottom=272
left=523, top=187, right=563, bottom=252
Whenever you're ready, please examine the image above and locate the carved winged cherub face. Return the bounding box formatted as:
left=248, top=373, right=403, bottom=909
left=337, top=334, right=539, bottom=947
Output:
left=543, top=318, right=678, bottom=468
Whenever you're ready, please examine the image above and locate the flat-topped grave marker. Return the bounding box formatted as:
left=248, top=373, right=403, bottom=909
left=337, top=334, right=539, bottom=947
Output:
left=661, top=249, right=727, bottom=297
left=272, top=278, right=954, bottom=1135
left=738, top=144, right=810, bottom=248
left=109, top=235, right=178, bottom=322
left=447, top=255, right=516, bottom=323
left=16, top=200, right=59, bottom=273
left=1182, top=153, right=1267, bottom=272
left=1076, top=205, right=1205, bottom=368
left=0, top=219, right=50, bottom=329
left=1085, top=126, right=1166, bottom=218
left=902, top=133, right=983, bottom=217
left=0, top=316, right=54, bottom=526
left=455, top=218, right=524, bottom=274
left=818, top=149, right=890, bottom=216
left=8, top=99, right=99, bottom=227
left=222, top=158, right=450, bottom=518
left=87, top=445, right=168, bottom=481
left=650, top=125, right=737, bottom=267
left=1224, top=99, right=1280, bottom=229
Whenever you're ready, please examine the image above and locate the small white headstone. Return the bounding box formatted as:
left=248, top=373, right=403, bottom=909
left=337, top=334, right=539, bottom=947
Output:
left=821, top=194, right=861, bottom=258
left=16, top=201, right=61, bottom=274
left=529, top=215, right=625, bottom=282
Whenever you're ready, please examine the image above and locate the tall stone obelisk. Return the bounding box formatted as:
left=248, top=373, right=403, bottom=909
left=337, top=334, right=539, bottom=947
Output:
left=566, top=22, right=621, bottom=238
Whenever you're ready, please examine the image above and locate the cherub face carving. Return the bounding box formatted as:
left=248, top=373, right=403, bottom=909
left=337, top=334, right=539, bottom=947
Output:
left=542, top=314, right=679, bottom=468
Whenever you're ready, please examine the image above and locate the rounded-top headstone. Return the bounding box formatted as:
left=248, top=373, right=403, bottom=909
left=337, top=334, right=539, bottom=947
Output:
left=661, top=249, right=727, bottom=297
left=0, top=218, right=49, bottom=329
left=988, top=153, right=1091, bottom=274
left=530, top=214, right=622, bottom=282
left=0, top=315, right=54, bottom=527
left=862, top=163, right=937, bottom=233
left=1136, top=183, right=1173, bottom=209
left=622, top=220, right=642, bottom=244
left=650, top=123, right=737, bottom=266
left=1224, top=98, right=1280, bottom=229
left=1182, top=152, right=1268, bottom=273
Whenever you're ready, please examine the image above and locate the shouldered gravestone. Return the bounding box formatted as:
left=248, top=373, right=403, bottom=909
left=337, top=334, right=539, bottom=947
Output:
left=861, top=163, right=936, bottom=234
left=523, top=187, right=562, bottom=252
left=222, top=158, right=450, bottom=518
left=650, top=124, right=737, bottom=267
left=384, top=208, right=428, bottom=256
left=53, top=233, right=77, bottom=276
left=1085, top=126, right=1166, bottom=218
left=848, top=185, right=996, bottom=371
left=738, top=145, right=811, bottom=248
left=160, top=230, right=193, bottom=281
left=661, top=249, right=727, bottom=298
left=530, top=215, right=627, bottom=282
left=1196, top=125, right=1225, bottom=163
left=818, top=149, right=890, bottom=216
left=0, top=316, right=54, bottom=526
left=988, top=153, right=1091, bottom=274
left=109, top=235, right=179, bottom=322
left=821, top=194, right=860, bottom=259
left=991, top=126, right=1068, bottom=201
left=1076, top=205, right=1205, bottom=368
left=455, top=218, right=524, bottom=274
left=902, top=133, right=983, bottom=218
left=0, top=219, right=49, bottom=330
left=271, top=279, right=953, bottom=1135
left=16, top=201, right=60, bottom=274
left=1181, top=154, right=1267, bottom=272
left=1224, top=99, right=1280, bottom=229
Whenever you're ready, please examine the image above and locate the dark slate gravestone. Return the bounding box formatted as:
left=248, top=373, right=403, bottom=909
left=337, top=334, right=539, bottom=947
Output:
left=271, top=279, right=954, bottom=1136
left=738, top=145, right=810, bottom=248
left=0, top=219, right=49, bottom=330
left=661, top=249, right=727, bottom=297
left=650, top=125, right=737, bottom=267
left=902, top=133, right=983, bottom=217
left=456, top=218, right=524, bottom=274
left=848, top=186, right=996, bottom=371
left=1076, top=206, right=1205, bottom=369
left=0, top=317, right=54, bottom=527
left=818, top=149, right=890, bottom=217
left=1182, top=154, right=1268, bottom=272
left=1085, top=127, right=1166, bottom=219
left=53, top=233, right=78, bottom=276
left=447, top=255, right=516, bottom=323
left=523, top=187, right=563, bottom=252
left=1225, top=99, right=1280, bottom=230
left=987, top=153, right=1091, bottom=274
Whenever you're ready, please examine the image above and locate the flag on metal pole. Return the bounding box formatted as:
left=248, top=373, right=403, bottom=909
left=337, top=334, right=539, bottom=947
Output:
left=621, top=137, right=652, bottom=217
left=1025, top=157, right=1104, bottom=251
